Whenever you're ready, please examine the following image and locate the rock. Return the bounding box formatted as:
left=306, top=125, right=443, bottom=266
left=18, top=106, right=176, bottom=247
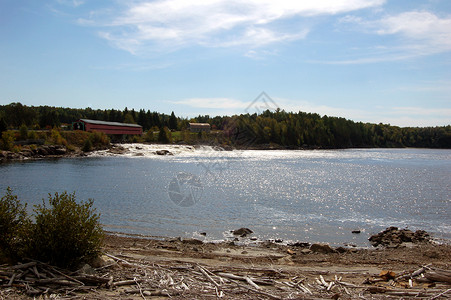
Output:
left=275, top=239, right=283, bottom=243
left=109, top=146, right=127, bottom=154
left=38, top=146, right=49, bottom=155
left=181, top=238, right=203, bottom=245
left=199, top=232, right=207, bottom=236
left=309, top=243, right=337, bottom=254
left=19, top=149, right=33, bottom=157
left=369, top=227, right=431, bottom=247
left=300, top=249, right=312, bottom=255
left=53, top=146, right=67, bottom=155
left=288, top=242, right=311, bottom=248
left=277, top=255, right=294, bottom=264
left=352, top=230, right=361, bottom=234
left=335, top=247, right=348, bottom=253
left=90, top=255, right=115, bottom=268
left=232, top=228, right=253, bottom=237
left=156, top=150, right=173, bottom=156
left=77, top=264, right=96, bottom=275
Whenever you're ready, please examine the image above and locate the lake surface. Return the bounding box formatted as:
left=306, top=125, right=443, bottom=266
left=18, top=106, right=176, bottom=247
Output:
left=1, top=145, right=450, bottom=247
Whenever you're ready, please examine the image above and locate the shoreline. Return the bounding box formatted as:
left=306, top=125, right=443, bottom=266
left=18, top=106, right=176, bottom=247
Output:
left=2, top=141, right=450, bottom=163
left=3, top=231, right=450, bottom=299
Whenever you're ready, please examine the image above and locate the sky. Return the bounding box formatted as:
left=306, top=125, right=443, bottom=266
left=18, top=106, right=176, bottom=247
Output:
left=1, top=0, right=450, bottom=127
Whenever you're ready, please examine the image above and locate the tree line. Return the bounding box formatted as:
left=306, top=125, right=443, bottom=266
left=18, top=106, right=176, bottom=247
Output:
left=0, top=102, right=450, bottom=148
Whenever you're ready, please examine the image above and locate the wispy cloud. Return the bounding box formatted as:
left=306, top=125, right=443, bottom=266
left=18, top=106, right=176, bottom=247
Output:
left=78, top=0, right=385, bottom=55
left=330, top=10, right=451, bottom=64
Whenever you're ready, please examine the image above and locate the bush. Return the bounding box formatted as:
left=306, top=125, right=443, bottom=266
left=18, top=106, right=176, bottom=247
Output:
left=1, top=131, right=15, bottom=151
left=82, top=138, right=93, bottom=152
left=0, top=188, right=29, bottom=263
left=29, top=192, right=103, bottom=269
left=49, top=128, right=67, bottom=146
left=19, top=124, right=28, bottom=140
left=89, top=131, right=109, bottom=148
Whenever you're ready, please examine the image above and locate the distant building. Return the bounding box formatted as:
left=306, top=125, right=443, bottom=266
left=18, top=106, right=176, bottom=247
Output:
left=189, top=123, right=211, bottom=133
left=73, top=119, right=143, bottom=135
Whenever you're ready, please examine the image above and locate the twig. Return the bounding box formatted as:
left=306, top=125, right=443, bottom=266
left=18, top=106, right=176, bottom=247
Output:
left=245, top=276, right=260, bottom=290
left=228, top=279, right=282, bottom=300
left=197, top=265, right=222, bottom=291
left=429, top=288, right=451, bottom=300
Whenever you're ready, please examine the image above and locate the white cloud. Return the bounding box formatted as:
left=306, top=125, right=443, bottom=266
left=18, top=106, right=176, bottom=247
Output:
left=333, top=10, right=451, bottom=63
left=376, top=11, right=451, bottom=54
left=82, top=0, right=385, bottom=55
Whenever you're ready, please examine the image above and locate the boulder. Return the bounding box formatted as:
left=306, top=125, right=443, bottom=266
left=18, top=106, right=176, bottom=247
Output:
left=288, top=242, right=311, bottom=248
left=53, top=146, right=67, bottom=155
left=109, top=146, right=127, bottom=154
left=38, top=146, right=49, bottom=156
left=369, top=227, right=431, bottom=247
left=181, top=238, right=203, bottom=245
left=156, top=150, right=173, bottom=156
left=309, top=243, right=337, bottom=254
left=232, top=228, right=253, bottom=237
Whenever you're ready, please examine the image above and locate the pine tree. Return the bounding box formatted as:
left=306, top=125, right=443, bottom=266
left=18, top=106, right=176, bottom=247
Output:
left=169, top=111, right=177, bottom=130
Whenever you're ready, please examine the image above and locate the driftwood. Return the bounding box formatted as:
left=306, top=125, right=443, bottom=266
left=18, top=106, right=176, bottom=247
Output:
left=2, top=254, right=450, bottom=299
left=424, top=268, right=451, bottom=284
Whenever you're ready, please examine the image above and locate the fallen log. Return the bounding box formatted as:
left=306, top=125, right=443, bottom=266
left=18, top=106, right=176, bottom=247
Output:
left=425, top=271, right=451, bottom=284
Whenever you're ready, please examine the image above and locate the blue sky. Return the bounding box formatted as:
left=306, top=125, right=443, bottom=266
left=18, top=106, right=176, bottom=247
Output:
left=1, top=0, right=450, bottom=127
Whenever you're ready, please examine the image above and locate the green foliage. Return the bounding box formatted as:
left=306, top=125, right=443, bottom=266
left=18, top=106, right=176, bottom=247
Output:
left=1, top=102, right=450, bottom=149
left=0, top=117, right=7, bottom=133
left=29, top=192, right=103, bottom=269
left=82, top=138, right=93, bottom=152
left=144, top=130, right=155, bottom=142
left=169, top=111, right=178, bottom=130
left=19, top=124, right=28, bottom=140
left=158, top=126, right=172, bottom=143
left=123, top=112, right=136, bottom=124
left=49, top=128, right=67, bottom=146
left=1, top=131, right=15, bottom=151
left=0, top=188, right=29, bottom=263
left=28, top=130, right=38, bottom=140
left=89, top=131, right=109, bottom=148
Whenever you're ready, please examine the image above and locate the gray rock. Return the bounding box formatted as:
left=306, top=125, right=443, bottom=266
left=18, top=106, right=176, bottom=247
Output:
left=309, top=243, right=337, bottom=254
left=232, top=228, right=253, bottom=237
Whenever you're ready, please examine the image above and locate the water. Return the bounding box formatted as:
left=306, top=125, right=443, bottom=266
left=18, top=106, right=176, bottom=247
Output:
left=1, top=145, right=450, bottom=247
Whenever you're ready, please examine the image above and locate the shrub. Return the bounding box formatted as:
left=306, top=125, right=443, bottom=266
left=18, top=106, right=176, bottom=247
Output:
left=1, top=131, right=15, bottom=151
left=89, top=131, right=109, bottom=148
left=29, top=192, right=103, bottom=269
left=144, top=130, right=155, bottom=142
left=19, top=124, right=28, bottom=140
left=49, top=128, right=67, bottom=146
left=0, top=188, right=29, bottom=263
left=82, top=138, right=93, bottom=152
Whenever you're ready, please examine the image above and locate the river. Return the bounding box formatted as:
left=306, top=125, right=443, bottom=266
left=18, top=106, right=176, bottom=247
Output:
left=1, top=145, right=450, bottom=247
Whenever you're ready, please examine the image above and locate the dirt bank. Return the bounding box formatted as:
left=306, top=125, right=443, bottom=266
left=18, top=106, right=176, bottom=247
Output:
left=2, top=232, right=450, bottom=299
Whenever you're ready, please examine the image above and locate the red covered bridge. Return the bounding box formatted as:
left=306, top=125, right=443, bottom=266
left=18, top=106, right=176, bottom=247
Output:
left=72, top=119, right=143, bottom=135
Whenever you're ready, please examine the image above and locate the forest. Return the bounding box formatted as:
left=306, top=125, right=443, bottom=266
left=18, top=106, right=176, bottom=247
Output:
left=1, top=102, right=450, bottom=149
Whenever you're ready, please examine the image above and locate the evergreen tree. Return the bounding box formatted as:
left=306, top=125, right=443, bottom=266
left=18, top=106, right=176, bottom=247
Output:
left=158, top=126, right=170, bottom=143
left=0, top=117, right=7, bottom=133
left=169, top=111, right=178, bottom=130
